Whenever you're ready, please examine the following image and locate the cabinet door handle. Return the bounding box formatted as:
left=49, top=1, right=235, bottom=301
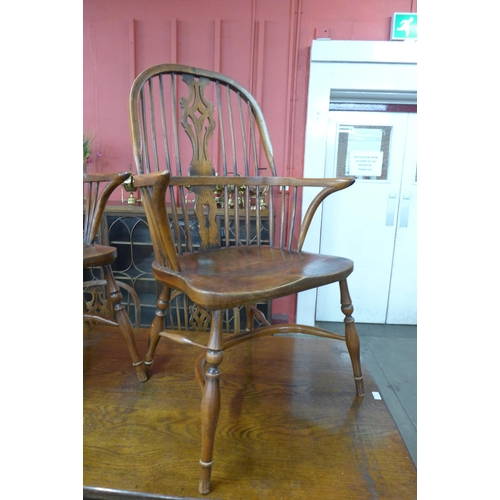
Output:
left=399, top=194, right=411, bottom=227
left=386, top=194, right=397, bottom=226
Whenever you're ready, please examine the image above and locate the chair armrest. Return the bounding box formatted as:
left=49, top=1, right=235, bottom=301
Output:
left=168, top=175, right=353, bottom=189
left=168, top=175, right=354, bottom=252
left=296, top=184, right=350, bottom=251
left=132, top=172, right=354, bottom=254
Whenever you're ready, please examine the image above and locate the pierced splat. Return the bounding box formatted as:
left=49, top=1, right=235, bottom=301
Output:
left=189, top=303, right=211, bottom=332
left=180, top=74, right=216, bottom=179
left=194, top=193, right=219, bottom=250
left=179, top=74, right=219, bottom=250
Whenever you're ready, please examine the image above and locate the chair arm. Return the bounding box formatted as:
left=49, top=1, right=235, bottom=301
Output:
left=167, top=175, right=354, bottom=252
left=296, top=185, right=348, bottom=251
left=167, top=175, right=354, bottom=189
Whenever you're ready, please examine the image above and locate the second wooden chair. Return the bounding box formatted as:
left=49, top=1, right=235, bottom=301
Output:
left=83, top=172, right=147, bottom=382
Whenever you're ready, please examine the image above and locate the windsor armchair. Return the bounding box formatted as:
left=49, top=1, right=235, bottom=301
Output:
left=128, top=64, right=364, bottom=493
left=83, top=172, right=147, bottom=382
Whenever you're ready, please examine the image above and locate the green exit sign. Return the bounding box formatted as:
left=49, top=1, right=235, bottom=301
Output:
left=391, top=13, right=418, bottom=40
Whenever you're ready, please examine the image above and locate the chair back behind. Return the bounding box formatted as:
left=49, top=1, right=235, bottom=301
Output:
left=83, top=172, right=130, bottom=245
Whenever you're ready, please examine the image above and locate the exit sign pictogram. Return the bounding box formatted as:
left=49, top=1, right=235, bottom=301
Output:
left=391, top=13, right=417, bottom=41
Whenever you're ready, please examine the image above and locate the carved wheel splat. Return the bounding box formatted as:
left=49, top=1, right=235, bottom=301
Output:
left=180, top=75, right=218, bottom=251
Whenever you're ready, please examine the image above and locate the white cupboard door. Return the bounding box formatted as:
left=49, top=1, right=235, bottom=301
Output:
left=386, top=114, right=417, bottom=324
left=316, top=111, right=416, bottom=324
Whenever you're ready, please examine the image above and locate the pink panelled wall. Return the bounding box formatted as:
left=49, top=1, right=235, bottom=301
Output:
left=83, top=0, right=417, bottom=322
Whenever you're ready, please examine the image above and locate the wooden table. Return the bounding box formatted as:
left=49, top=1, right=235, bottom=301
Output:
left=84, top=326, right=416, bottom=499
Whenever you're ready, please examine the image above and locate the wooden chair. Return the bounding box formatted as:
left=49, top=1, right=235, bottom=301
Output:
left=128, top=64, right=364, bottom=493
left=83, top=172, right=147, bottom=382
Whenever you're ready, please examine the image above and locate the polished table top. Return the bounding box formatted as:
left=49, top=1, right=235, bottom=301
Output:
left=84, top=326, right=416, bottom=499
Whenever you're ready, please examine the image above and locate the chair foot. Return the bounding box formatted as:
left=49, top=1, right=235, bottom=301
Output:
left=339, top=280, right=365, bottom=397
left=198, top=360, right=221, bottom=496
left=198, top=460, right=212, bottom=494
left=144, top=339, right=160, bottom=375
left=354, top=376, right=365, bottom=397
left=198, top=312, right=224, bottom=495
left=144, top=359, right=154, bottom=374
left=104, top=264, right=147, bottom=382
left=134, top=360, right=148, bottom=382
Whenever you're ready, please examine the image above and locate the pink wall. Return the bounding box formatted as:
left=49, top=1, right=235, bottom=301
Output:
left=83, top=0, right=417, bottom=321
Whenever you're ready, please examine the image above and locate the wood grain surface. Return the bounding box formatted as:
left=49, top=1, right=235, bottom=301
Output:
left=84, top=326, right=416, bottom=499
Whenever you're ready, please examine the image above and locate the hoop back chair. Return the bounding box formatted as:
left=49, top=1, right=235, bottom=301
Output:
left=128, top=64, right=364, bottom=493
left=83, top=172, right=147, bottom=382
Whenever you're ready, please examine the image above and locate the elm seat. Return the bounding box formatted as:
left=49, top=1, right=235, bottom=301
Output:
left=83, top=172, right=147, bottom=382
left=153, top=246, right=354, bottom=311
left=129, top=64, right=365, bottom=494
left=83, top=242, right=117, bottom=268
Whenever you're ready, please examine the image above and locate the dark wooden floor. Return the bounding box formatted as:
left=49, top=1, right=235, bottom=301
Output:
left=84, top=325, right=416, bottom=500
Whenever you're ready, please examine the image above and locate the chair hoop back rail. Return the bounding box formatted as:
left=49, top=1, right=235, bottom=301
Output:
left=128, top=64, right=364, bottom=493
left=129, top=64, right=276, bottom=177
left=83, top=172, right=147, bottom=382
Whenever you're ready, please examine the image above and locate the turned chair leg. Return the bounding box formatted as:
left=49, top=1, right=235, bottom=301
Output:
left=104, top=265, right=147, bottom=382
left=144, top=286, right=171, bottom=373
left=339, top=279, right=365, bottom=397
left=199, top=311, right=224, bottom=495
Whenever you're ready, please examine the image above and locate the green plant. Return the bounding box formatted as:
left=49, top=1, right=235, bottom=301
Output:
left=83, top=132, right=102, bottom=170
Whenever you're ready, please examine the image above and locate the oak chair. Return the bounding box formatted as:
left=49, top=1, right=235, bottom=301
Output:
left=83, top=172, right=147, bottom=382
left=128, top=64, right=364, bottom=493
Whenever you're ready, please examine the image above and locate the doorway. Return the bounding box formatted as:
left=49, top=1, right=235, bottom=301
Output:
left=297, top=40, right=417, bottom=326
left=316, top=110, right=417, bottom=324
